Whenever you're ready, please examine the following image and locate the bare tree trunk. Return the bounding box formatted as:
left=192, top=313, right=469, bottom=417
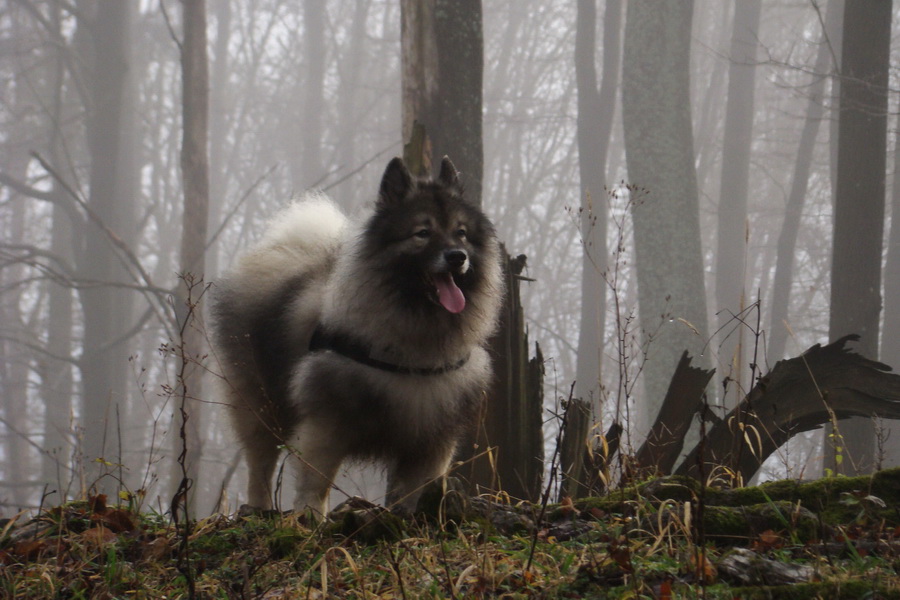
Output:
left=880, top=118, right=900, bottom=469
left=335, top=0, right=370, bottom=207
left=1, top=189, right=32, bottom=508
left=400, top=0, right=483, bottom=203
left=40, top=3, right=75, bottom=497
left=767, top=0, right=840, bottom=363
left=207, top=0, right=231, bottom=281
left=77, top=0, right=135, bottom=497
left=300, top=0, right=326, bottom=189
left=714, top=0, right=761, bottom=407
left=174, top=0, right=210, bottom=514
left=827, top=0, right=891, bottom=476
left=574, top=0, right=621, bottom=410
left=621, top=0, right=710, bottom=434
left=433, top=0, right=484, bottom=206
left=400, top=0, right=439, bottom=175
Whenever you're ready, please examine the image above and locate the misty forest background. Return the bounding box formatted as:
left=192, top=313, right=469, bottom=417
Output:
left=1, top=0, right=899, bottom=516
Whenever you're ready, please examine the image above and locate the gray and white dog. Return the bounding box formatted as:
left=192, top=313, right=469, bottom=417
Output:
left=211, top=157, right=503, bottom=515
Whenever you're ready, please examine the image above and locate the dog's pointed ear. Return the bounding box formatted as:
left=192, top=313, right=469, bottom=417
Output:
left=438, top=156, right=460, bottom=189
left=379, top=157, right=413, bottom=205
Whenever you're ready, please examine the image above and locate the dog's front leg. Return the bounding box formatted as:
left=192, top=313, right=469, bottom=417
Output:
left=287, top=419, right=345, bottom=517
left=386, top=446, right=455, bottom=514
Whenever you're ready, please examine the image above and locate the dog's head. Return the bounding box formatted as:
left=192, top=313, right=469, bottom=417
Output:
left=362, top=156, right=498, bottom=315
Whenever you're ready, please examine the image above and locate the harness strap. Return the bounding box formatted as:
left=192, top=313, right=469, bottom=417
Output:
left=308, top=326, right=469, bottom=376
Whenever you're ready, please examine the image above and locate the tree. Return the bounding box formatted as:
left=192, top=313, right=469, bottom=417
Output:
left=714, top=0, right=761, bottom=406
left=433, top=0, right=484, bottom=206
left=574, top=0, right=621, bottom=411
left=77, top=0, right=138, bottom=495
left=767, top=0, right=840, bottom=363
left=881, top=119, right=900, bottom=469
left=827, top=0, right=892, bottom=475
left=173, top=0, right=211, bottom=514
left=621, top=0, right=710, bottom=434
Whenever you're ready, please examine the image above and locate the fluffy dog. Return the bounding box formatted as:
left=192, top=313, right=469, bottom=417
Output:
left=211, top=157, right=503, bottom=515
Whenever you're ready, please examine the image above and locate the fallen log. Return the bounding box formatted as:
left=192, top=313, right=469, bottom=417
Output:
left=676, top=335, right=900, bottom=481
left=634, top=350, right=715, bottom=475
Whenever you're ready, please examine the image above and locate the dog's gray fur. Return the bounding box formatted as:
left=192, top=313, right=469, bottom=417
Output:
left=211, top=157, right=503, bottom=515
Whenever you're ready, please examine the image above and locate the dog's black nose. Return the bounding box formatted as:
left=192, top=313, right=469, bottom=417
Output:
left=445, top=249, right=468, bottom=268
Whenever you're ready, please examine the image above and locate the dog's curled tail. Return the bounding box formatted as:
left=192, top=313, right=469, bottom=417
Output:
left=228, top=194, right=348, bottom=294
left=260, top=193, right=347, bottom=254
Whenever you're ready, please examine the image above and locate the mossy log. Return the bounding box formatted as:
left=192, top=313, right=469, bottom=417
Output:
left=677, top=335, right=900, bottom=481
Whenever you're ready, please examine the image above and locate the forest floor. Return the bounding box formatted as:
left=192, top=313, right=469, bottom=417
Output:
left=2, top=469, right=900, bottom=599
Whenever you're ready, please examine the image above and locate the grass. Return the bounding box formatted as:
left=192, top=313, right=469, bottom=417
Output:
left=2, top=475, right=899, bottom=599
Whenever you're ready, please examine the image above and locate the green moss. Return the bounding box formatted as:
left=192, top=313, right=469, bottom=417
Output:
left=730, top=580, right=900, bottom=599
left=700, top=501, right=818, bottom=544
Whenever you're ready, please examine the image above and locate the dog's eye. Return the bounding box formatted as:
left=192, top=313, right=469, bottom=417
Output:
left=414, top=228, right=431, bottom=239
left=456, top=228, right=467, bottom=239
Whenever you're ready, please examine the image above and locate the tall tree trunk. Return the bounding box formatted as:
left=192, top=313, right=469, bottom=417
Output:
left=335, top=0, right=370, bottom=206
left=433, top=0, right=484, bottom=206
left=400, top=0, right=483, bottom=204
left=574, top=0, right=621, bottom=411
left=621, top=0, right=710, bottom=434
left=174, top=0, right=210, bottom=514
left=40, top=2, right=75, bottom=496
left=207, top=0, right=231, bottom=281
left=767, top=0, right=840, bottom=363
left=714, top=0, right=761, bottom=407
left=78, top=0, right=135, bottom=496
left=400, top=0, right=439, bottom=176
left=827, top=0, right=891, bottom=475
left=1, top=179, right=31, bottom=508
left=300, top=0, right=325, bottom=189
left=880, top=117, right=900, bottom=469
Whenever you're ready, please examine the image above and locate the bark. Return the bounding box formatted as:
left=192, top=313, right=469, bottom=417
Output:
left=767, top=0, right=840, bottom=362
left=1, top=184, right=32, bottom=508
left=475, top=253, right=545, bottom=501
left=677, top=336, right=900, bottom=482
left=879, top=114, right=900, bottom=469
left=77, top=0, right=136, bottom=495
left=826, top=0, right=892, bottom=475
left=621, top=0, right=710, bottom=433
left=174, top=0, right=211, bottom=514
left=714, top=0, right=761, bottom=406
left=399, top=0, right=483, bottom=203
left=634, top=351, right=715, bottom=476
left=206, top=0, right=231, bottom=281
left=400, top=0, right=439, bottom=174
left=433, top=0, right=484, bottom=206
left=574, top=0, right=621, bottom=409
left=300, top=0, right=326, bottom=189
left=40, top=4, right=75, bottom=494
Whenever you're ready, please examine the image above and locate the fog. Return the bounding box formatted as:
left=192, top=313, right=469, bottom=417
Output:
left=1, top=0, right=898, bottom=514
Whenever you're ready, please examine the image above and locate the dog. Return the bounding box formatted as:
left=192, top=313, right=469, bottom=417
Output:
left=211, top=157, right=503, bottom=515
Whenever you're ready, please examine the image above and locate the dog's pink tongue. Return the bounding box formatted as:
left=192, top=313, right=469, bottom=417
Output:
left=434, top=273, right=466, bottom=313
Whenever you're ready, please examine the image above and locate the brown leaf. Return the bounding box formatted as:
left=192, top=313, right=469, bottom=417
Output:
left=81, top=526, right=117, bottom=549
left=609, top=544, right=633, bottom=573
left=589, top=507, right=606, bottom=520
left=141, top=536, right=171, bottom=561
left=89, top=494, right=108, bottom=514
left=13, top=539, right=48, bottom=561
left=752, top=529, right=783, bottom=551
left=92, top=508, right=137, bottom=533
left=690, top=552, right=717, bottom=583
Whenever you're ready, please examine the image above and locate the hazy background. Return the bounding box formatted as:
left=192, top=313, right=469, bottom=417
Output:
left=1, top=0, right=898, bottom=515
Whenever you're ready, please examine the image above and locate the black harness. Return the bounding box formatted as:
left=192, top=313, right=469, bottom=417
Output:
left=308, top=326, right=469, bottom=376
